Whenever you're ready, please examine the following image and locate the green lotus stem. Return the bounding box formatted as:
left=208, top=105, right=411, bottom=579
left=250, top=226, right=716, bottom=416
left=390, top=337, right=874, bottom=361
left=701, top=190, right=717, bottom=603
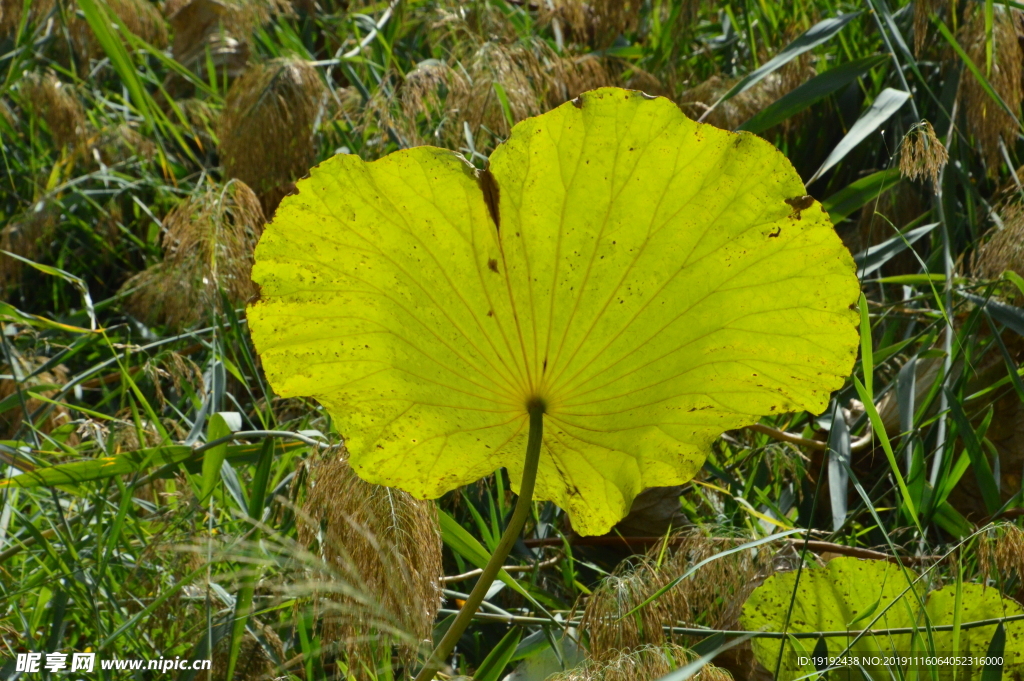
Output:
left=414, top=403, right=545, bottom=681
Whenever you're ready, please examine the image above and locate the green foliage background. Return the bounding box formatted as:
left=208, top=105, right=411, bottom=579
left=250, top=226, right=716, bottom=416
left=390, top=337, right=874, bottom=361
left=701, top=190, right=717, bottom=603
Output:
left=2, top=1, right=1024, bottom=680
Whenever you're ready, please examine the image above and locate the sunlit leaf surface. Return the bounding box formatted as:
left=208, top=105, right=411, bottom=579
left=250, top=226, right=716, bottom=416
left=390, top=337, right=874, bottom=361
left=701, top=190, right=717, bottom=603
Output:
left=248, top=87, right=859, bottom=535
left=741, top=557, right=1024, bottom=681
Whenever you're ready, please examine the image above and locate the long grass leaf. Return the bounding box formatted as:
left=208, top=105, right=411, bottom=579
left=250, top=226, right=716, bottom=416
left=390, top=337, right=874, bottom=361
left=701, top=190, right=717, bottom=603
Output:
left=821, top=168, right=902, bottom=223
left=739, top=54, right=887, bottom=133
left=945, top=388, right=1001, bottom=514
left=703, top=12, right=863, bottom=121
left=808, top=88, right=912, bottom=183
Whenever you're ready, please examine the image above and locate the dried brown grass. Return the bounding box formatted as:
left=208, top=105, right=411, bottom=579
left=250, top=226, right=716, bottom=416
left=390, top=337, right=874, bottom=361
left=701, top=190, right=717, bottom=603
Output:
left=547, top=644, right=733, bottom=681
left=678, top=57, right=815, bottom=131
left=142, top=351, right=206, bottom=409
left=164, top=0, right=281, bottom=87
left=914, top=0, right=942, bottom=54
left=18, top=69, right=87, bottom=150
left=297, top=450, right=443, bottom=669
left=978, top=524, right=1024, bottom=590
left=219, top=57, right=325, bottom=215
left=447, top=41, right=610, bottom=148
left=69, top=0, right=169, bottom=62
left=211, top=620, right=285, bottom=681
left=340, top=2, right=623, bottom=161
left=121, top=180, right=264, bottom=329
left=958, top=3, right=1024, bottom=173
left=579, top=530, right=771, bottom=661
left=165, top=0, right=293, bottom=32
left=580, top=557, right=671, bottom=660
left=973, top=202, right=1024, bottom=302
left=93, top=122, right=159, bottom=165
left=0, top=202, right=60, bottom=294
left=994, top=524, right=1024, bottom=583
left=0, top=0, right=55, bottom=39
left=0, top=351, right=73, bottom=441
left=899, top=119, right=948, bottom=187
left=540, top=0, right=640, bottom=48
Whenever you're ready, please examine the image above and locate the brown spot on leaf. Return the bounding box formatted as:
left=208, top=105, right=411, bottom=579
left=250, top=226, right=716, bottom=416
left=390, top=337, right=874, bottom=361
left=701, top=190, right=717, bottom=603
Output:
left=488, top=258, right=499, bottom=273
left=571, top=96, right=583, bottom=109
left=784, top=194, right=814, bottom=220
left=477, top=167, right=501, bottom=230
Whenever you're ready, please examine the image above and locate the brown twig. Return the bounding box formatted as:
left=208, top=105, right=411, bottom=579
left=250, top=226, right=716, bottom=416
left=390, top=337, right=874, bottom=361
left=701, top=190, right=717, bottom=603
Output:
left=442, top=553, right=561, bottom=584
left=981, top=508, right=1024, bottom=524
left=746, top=422, right=874, bottom=453
left=522, top=535, right=940, bottom=565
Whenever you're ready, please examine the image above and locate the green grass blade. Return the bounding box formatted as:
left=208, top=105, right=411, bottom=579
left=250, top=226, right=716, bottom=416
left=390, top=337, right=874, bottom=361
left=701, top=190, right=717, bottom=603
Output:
left=808, top=87, right=912, bottom=183
left=821, top=169, right=901, bottom=223
left=474, top=627, right=521, bottom=681
left=853, top=222, right=939, bottom=277
left=854, top=376, right=920, bottom=529
left=982, top=623, right=1006, bottom=681
left=200, top=413, right=232, bottom=502
left=739, top=54, right=887, bottom=133
left=0, top=440, right=304, bottom=489
left=706, top=12, right=863, bottom=117
left=944, top=388, right=1001, bottom=515
left=437, top=508, right=555, bottom=621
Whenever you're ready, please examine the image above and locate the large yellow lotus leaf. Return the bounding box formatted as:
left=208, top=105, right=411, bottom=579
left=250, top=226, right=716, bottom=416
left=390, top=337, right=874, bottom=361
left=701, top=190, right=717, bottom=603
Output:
left=741, top=557, right=1024, bottom=681
left=248, top=87, right=859, bottom=535
left=741, top=557, right=923, bottom=681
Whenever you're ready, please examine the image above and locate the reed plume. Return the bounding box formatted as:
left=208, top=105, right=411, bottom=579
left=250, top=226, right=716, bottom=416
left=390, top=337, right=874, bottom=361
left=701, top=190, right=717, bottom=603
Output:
left=298, top=451, right=443, bottom=671
left=121, top=180, right=264, bottom=329
left=958, top=3, right=1023, bottom=173
left=219, top=57, right=325, bottom=215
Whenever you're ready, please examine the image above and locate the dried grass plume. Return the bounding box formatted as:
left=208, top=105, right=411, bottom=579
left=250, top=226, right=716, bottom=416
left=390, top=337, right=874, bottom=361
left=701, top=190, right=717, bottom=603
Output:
left=978, top=523, right=1024, bottom=591
left=899, top=120, right=948, bottom=187
left=297, top=451, right=443, bottom=670
left=1, top=202, right=60, bottom=294
left=679, top=58, right=814, bottom=132
left=0, top=0, right=55, bottom=39
left=219, top=57, right=325, bottom=215
left=973, top=202, right=1024, bottom=302
left=68, top=0, right=169, bottom=62
left=547, top=644, right=733, bottom=681
left=18, top=70, right=87, bottom=149
left=580, top=530, right=770, bottom=663
left=540, top=0, right=640, bottom=48
left=958, top=3, right=1024, bottom=173
left=121, top=180, right=264, bottom=329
